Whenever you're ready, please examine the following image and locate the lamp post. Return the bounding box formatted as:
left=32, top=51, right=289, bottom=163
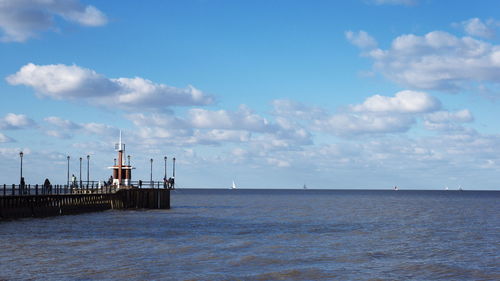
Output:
left=172, top=157, right=176, bottom=179
left=150, top=158, right=153, bottom=186
left=164, top=156, right=167, bottom=180
left=67, top=156, right=70, bottom=186
left=172, top=157, right=176, bottom=189
left=19, top=151, right=23, bottom=194
left=127, top=155, right=130, bottom=166
left=79, top=157, right=82, bottom=188
left=86, top=155, right=90, bottom=185
left=114, top=158, right=116, bottom=165
left=19, top=151, right=23, bottom=183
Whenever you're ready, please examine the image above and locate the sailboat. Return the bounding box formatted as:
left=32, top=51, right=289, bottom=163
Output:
left=231, top=180, right=237, bottom=190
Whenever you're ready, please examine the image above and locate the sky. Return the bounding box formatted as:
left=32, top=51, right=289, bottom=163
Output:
left=1, top=0, right=500, bottom=190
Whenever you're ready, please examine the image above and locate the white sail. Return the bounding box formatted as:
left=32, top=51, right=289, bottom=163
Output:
left=232, top=181, right=236, bottom=189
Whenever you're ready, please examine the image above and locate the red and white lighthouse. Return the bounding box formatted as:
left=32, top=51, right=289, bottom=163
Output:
left=108, top=131, right=134, bottom=188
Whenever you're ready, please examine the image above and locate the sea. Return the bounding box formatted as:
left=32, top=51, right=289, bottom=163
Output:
left=1, top=189, right=499, bottom=281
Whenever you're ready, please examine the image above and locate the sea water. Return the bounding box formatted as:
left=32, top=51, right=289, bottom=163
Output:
left=1, top=189, right=499, bottom=280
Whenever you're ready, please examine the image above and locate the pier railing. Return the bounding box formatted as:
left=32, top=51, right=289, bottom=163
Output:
left=1, top=180, right=171, bottom=197
left=1, top=184, right=117, bottom=196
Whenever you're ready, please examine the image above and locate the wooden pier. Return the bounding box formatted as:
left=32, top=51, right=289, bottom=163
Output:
left=0, top=188, right=170, bottom=220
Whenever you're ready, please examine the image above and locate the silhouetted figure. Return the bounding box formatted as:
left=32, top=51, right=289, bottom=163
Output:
left=168, top=177, right=175, bottom=189
left=43, top=178, right=51, bottom=194
left=71, top=174, right=77, bottom=188
left=138, top=180, right=143, bottom=188
left=20, top=177, right=26, bottom=195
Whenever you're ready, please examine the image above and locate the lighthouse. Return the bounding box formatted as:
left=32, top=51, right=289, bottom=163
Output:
left=108, top=131, right=134, bottom=188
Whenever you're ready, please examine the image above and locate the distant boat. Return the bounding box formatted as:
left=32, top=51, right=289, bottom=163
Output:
left=458, top=185, right=463, bottom=191
left=231, top=180, right=237, bottom=190
left=303, top=184, right=307, bottom=189
left=393, top=185, right=399, bottom=191
left=445, top=186, right=449, bottom=191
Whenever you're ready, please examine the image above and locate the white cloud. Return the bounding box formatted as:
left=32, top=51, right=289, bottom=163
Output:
left=44, top=116, right=80, bottom=129
left=345, top=30, right=378, bottom=50
left=266, top=158, right=291, bottom=168
left=349, top=30, right=500, bottom=92
left=351, top=90, right=440, bottom=113
left=425, top=109, right=473, bottom=123
left=0, top=0, right=107, bottom=42
left=81, top=123, right=116, bottom=135
left=0, top=133, right=14, bottom=143
left=0, top=113, right=36, bottom=129
left=195, top=129, right=251, bottom=144
left=7, top=63, right=213, bottom=110
left=44, top=129, right=71, bottom=139
left=424, top=109, right=474, bottom=131
left=44, top=116, right=117, bottom=138
left=126, top=113, right=189, bottom=129
left=458, top=18, right=496, bottom=39
left=315, top=112, right=415, bottom=136
left=310, top=91, right=467, bottom=136
left=122, top=104, right=313, bottom=148
left=272, top=99, right=326, bottom=119
left=188, top=106, right=272, bottom=132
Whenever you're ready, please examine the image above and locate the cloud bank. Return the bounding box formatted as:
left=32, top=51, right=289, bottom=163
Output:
left=0, top=0, right=107, bottom=42
left=6, top=63, right=213, bottom=110
left=347, top=26, right=500, bottom=93
left=0, top=113, right=36, bottom=129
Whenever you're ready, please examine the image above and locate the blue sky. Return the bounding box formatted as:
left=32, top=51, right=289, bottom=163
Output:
left=1, top=0, right=500, bottom=190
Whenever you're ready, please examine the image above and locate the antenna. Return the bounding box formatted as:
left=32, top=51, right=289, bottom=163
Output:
left=115, top=130, right=124, bottom=151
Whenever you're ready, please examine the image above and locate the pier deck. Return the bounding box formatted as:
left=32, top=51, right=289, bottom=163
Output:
left=0, top=188, right=170, bottom=220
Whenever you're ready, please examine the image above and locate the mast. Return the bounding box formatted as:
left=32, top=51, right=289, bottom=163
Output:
left=117, top=130, right=123, bottom=187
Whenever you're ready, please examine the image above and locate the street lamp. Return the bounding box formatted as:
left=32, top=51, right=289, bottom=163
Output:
left=67, top=156, right=70, bottom=186
left=172, top=157, right=176, bottom=179
left=164, top=156, right=167, bottom=180
left=19, top=151, right=23, bottom=183
left=19, top=151, right=24, bottom=195
left=172, top=157, right=176, bottom=189
left=79, top=157, right=82, bottom=188
left=150, top=158, right=153, bottom=185
left=86, top=155, right=90, bottom=185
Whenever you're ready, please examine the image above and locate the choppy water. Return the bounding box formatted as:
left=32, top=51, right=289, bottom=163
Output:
left=1, top=189, right=499, bottom=280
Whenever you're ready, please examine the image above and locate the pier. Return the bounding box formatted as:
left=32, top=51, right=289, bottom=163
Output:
left=0, top=184, right=170, bottom=220
left=1, top=131, right=174, bottom=221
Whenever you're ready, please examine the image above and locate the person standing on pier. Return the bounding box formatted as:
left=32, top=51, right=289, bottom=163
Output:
left=20, top=177, right=26, bottom=194
left=71, top=174, right=77, bottom=188
left=43, top=178, right=51, bottom=194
